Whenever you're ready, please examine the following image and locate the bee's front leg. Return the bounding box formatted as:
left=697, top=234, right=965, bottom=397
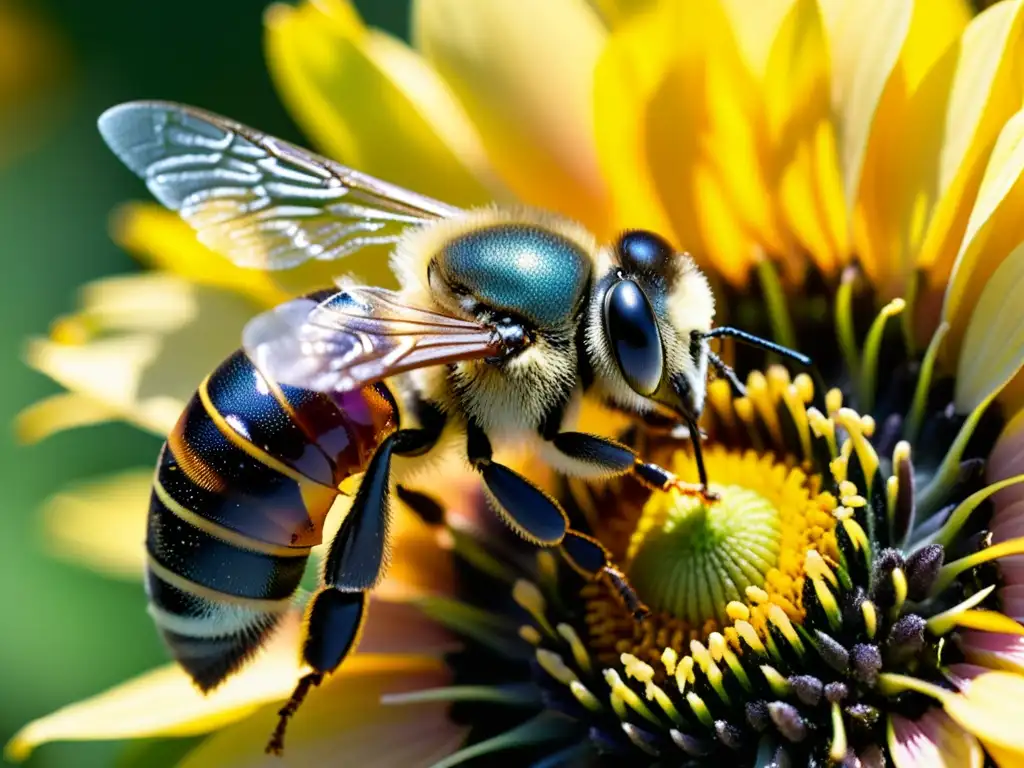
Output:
left=543, top=428, right=719, bottom=503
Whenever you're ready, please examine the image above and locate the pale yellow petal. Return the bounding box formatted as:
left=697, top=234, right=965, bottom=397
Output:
left=953, top=240, right=1024, bottom=412
left=113, top=204, right=289, bottom=308
left=942, top=672, right=1024, bottom=758
left=844, top=0, right=968, bottom=294
left=913, top=1, right=1024, bottom=287
left=829, top=0, right=913, bottom=211
left=265, top=0, right=492, bottom=223
left=6, top=614, right=305, bottom=762
left=588, top=0, right=655, bottom=28
left=944, top=105, right=1024, bottom=341
left=39, top=469, right=151, bottom=580
left=25, top=276, right=255, bottom=436
left=413, top=0, right=610, bottom=231
left=721, top=0, right=794, bottom=79
left=15, top=392, right=121, bottom=444
left=179, top=656, right=464, bottom=768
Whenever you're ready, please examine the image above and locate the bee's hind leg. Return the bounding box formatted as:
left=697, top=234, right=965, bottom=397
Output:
left=267, top=416, right=446, bottom=755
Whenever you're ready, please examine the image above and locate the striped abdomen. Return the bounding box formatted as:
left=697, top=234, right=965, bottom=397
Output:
left=145, top=348, right=397, bottom=690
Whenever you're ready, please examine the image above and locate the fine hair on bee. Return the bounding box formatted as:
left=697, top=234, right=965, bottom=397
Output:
left=96, top=101, right=813, bottom=754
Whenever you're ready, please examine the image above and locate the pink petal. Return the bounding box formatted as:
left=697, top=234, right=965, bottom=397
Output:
left=947, top=664, right=991, bottom=692
left=1000, top=585, right=1024, bottom=620
left=990, top=500, right=1024, bottom=537
left=995, top=558, right=1024, bottom=586
left=889, top=708, right=982, bottom=768
left=987, top=418, right=1024, bottom=505
left=960, top=631, right=1024, bottom=673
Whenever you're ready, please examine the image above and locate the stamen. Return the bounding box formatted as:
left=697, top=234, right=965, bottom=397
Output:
left=604, top=669, right=660, bottom=725
left=557, top=623, right=593, bottom=674
left=661, top=647, right=678, bottom=676
left=686, top=692, right=715, bottom=728
left=933, top=537, right=1024, bottom=595
left=836, top=409, right=881, bottom=492
left=861, top=600, right=878, bottom=640
left=513, top=580, right=555, bottom=637
left=889, top=568, right=908, bottom=621
left=829, top=701, right=848, bottom=761
left=859, top=298, right=905, bottom=413
left=570, top=681, right=603, bottom=712
left=536, top=649, right=577, bottom=686
left=760, top=665, right=791, bottom=697
left=519, top=626, right=542, bottom=645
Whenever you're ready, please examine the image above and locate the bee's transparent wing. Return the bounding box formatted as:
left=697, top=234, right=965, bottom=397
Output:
left=244, top=287, right=502, bottom=392
left=97, top=101, right=463, bottom=270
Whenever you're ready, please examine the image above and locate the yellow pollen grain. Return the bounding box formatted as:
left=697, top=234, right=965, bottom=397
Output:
left=893, top=440, right=911, bottom=468
left=519, top=625, right=542, bottom=645
left=746, top=586, right=770, bottom=604
left=661, top=647, right=678, bottom=676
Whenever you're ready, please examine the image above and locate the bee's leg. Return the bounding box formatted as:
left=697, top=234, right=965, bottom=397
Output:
left=268, top=417, right=445, bottom=755
left=466, top=420, right=569, bottom=546
left=543, top=429, right=717, bottom=502
left=560, top=530, right=649, bottom=619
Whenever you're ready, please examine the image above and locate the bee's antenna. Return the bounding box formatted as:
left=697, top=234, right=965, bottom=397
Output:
left=703, top=327, right=812, bottom=367
left=707, top=350, right=746, bottom=397
left=266, top=672, right=322, bottom=755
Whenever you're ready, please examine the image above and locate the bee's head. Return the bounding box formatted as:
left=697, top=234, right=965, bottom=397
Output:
left=586, top=230, right=715, bottom=423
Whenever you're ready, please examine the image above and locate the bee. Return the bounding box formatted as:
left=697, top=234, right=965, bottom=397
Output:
left=98, top=101, right=809, bottom=752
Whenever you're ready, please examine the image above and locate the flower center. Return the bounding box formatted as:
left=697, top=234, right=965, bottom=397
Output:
left=627, top=483, right=780, bottom=627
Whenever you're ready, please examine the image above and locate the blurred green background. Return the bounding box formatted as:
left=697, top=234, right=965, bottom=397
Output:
left=0, top=1, right=407, bottom=765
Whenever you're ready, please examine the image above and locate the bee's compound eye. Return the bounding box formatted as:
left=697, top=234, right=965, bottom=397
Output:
left=603, top=279, right=664, bottom=396
left=616, top=230, right=674, bottom=276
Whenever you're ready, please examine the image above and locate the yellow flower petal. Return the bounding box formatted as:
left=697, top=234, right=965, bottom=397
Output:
left=915, top=1, right=1024, bottom=286
left=721, top=0, right=794, bottom=79
left=589, top=0, right=656, bottom=28
left=599, top=0, right=771, bottom=282
left=15, top=392, right=121, bottom=444
left=113, top=204, right=290, bottom=308
left=948, top=610, right=1024, bottom=636
left=6, top=614, right=306, bottom=762
left=265, top=0, right=493, bottom=221
left=25, top=276, right=256, bottom=436
left=178, top=656, right=464, bottom=768
left=592, top=4, right=676, bottom=241
left=941, top=672, right=1024, bottom=758
left=39, top=469, right=151, bottom=580
left=412, top=0, right=610, bottom=230
left=763, top=0, right=847, bottom=274
left=843, top=0, right=969, bottom=294
left=829, top=0, right=913, bottom=211
left=953, top=240, right=1024, bottom=412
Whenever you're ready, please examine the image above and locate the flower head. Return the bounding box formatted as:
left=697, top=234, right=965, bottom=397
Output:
left=12, top=0, right=1024, bottom=765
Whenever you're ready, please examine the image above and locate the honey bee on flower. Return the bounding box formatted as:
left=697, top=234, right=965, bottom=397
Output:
left=10, top=0, right=1024, bottom=766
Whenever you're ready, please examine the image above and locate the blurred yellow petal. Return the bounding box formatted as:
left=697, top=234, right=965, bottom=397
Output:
left=6, top=614, right=305, bottom=762
left=265, top=0, right=491, bottom=221
left=763, top=0, right=847, bottom=274
left=593, top=5, right=676, bottom=240
left=829, top=0, right=912, bottom=211
left=40, top=469, right=150, bottom=580
left=413, top=0, right=610, bottom=230
left=26, top=276, right=255, bottom=437
left=912, top=1, right=1024, bottom=287
left=953, top=240, right=1024, bottom=412
left=113, top=204, right=289, bottom=308
left=588, top=0, right=656, bottom=27
left=721, top=0, right=793, bottom=78
left=178, top=656, right=464, bottom=768
left=15, top=392, right=121, bottom=444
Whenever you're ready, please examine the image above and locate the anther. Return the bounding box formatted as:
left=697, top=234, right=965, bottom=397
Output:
left=790, top=675, right=823, bottom=706
left=768, top=702, right=808, bottom=742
